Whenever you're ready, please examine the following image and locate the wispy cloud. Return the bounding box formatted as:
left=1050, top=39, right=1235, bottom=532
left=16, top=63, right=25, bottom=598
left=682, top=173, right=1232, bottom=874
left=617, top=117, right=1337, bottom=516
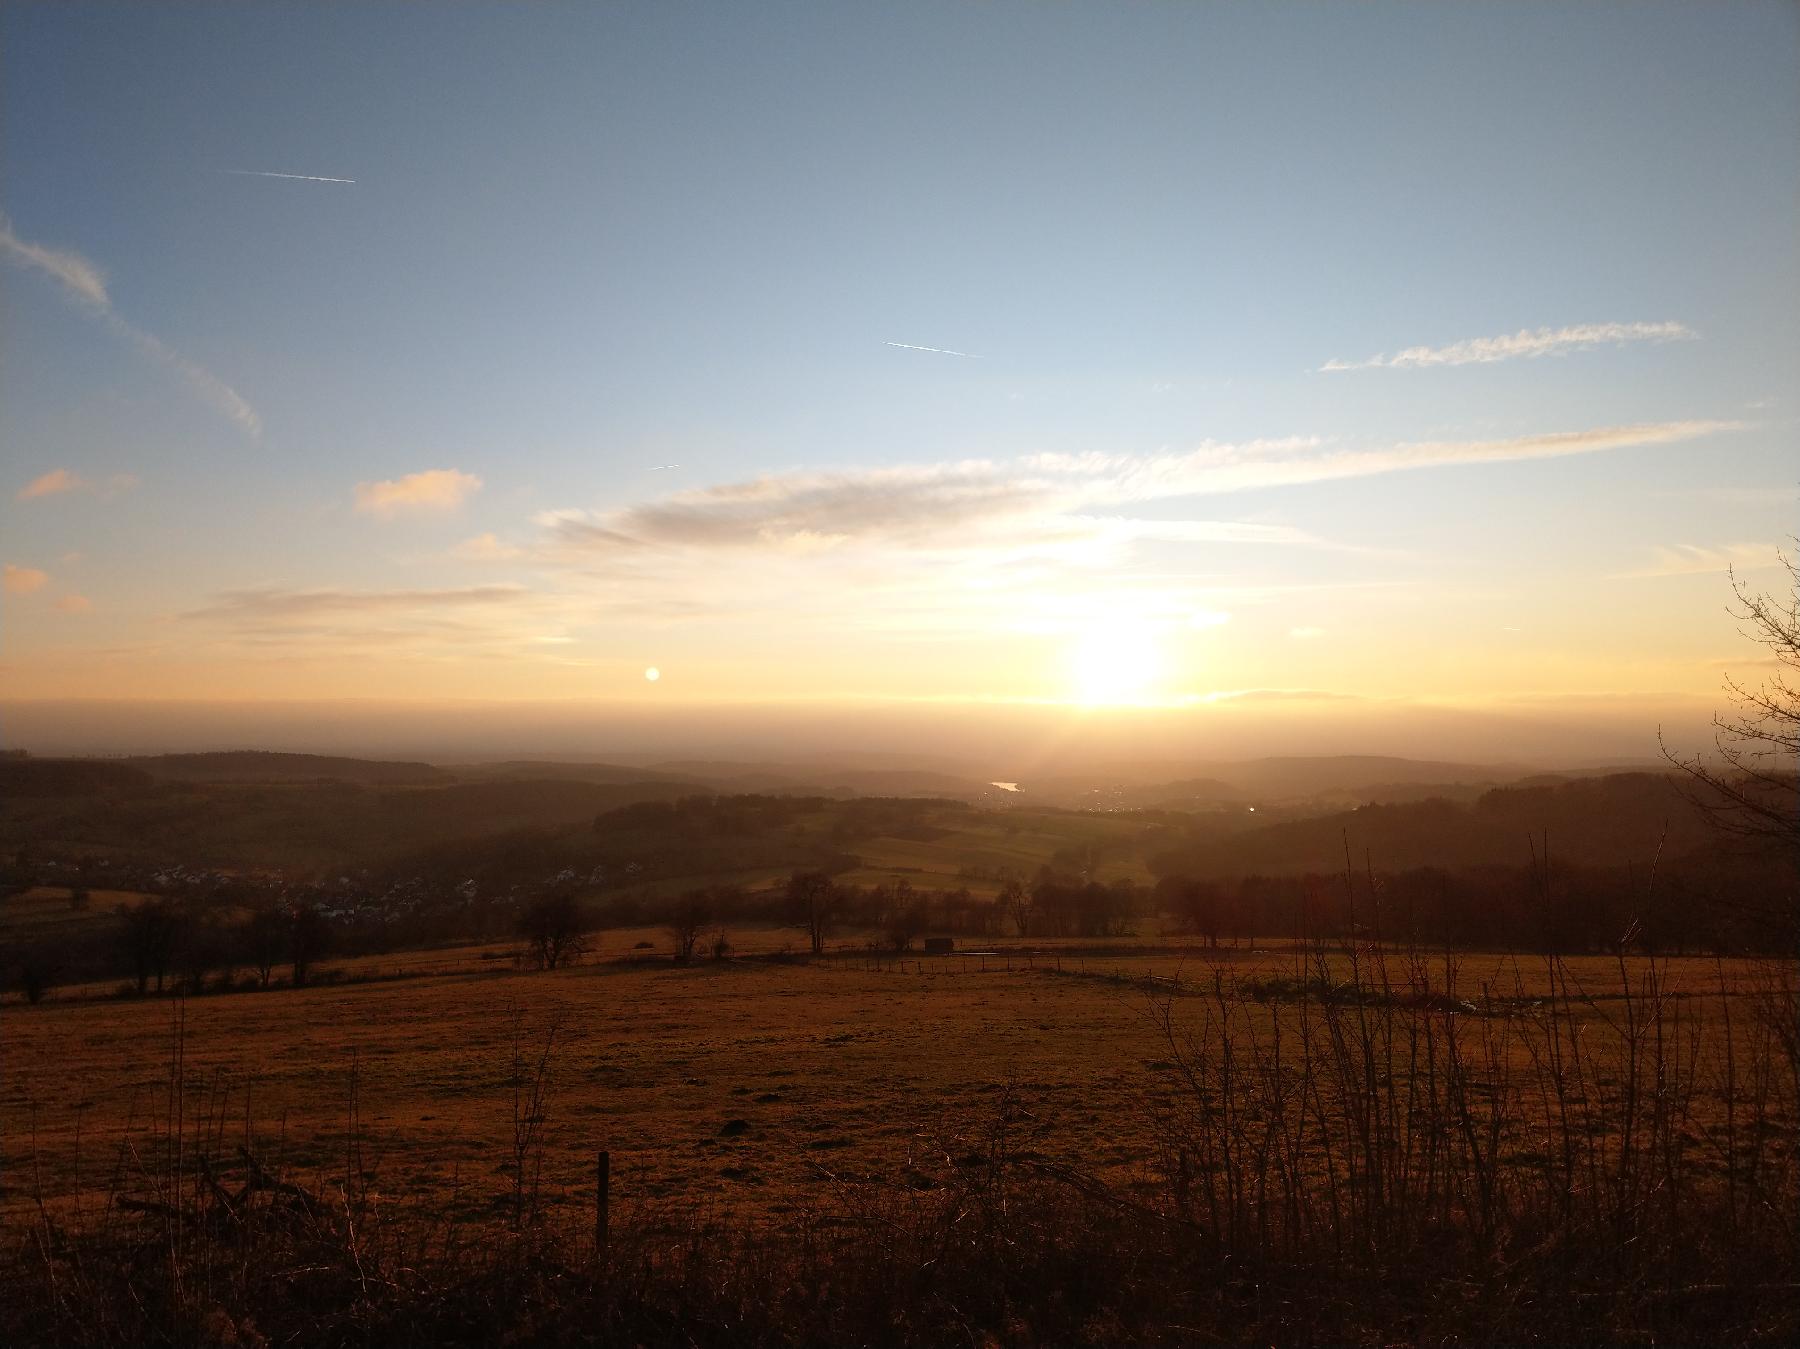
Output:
left=171, top=582, right=593, bottom=666
left=354, top=468, right=483, bottom=518
left=54, top=594, right=93, bottom=614
left=0, top=216, right=260, bottom=437
left=16, top=470, right=140, bottom=502
left=1074, top=517, right=1331, bottom=548
left=511, top=418, right=1748, bottom=654
left=1031, top=421, right=1746, bottom=502
left=1191, top=688, right=1361, bottom=703
left=1611, top=542, right=1784, bottom=579
left=0, top=219, right=108, bottom=306
left=1652, top=485, right=1797, bottom=507
left=1321, top=321, right=1695, bottom=372
left=112, top=322, right=261, bottom=437
left=541, top=420, right=1742, bottom=561
left=18, top=469, right=84, bottom=501
left=885, top=341, right=982, bottom=358
left=453, top=532, right=525, bottom=561
left=4, top=564, right=50, bottom=596
left=222, top=169, right=355, bottom=184
left=183, top=584, right=527, bottom=623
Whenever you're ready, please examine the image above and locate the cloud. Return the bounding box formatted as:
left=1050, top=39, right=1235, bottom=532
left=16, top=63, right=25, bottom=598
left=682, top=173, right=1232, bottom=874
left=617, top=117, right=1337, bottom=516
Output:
left=111, top=321, right=262, bottom=437
left=1031, top=421, right=1745, bottom=502
left=16, top=469, right=140, bottom=502
left=0, top=218, right=107, bottom=306
left=0, top=216, right=260, bottom=438
left=1653, top=485, right=1797, bottom=507
left=1708, top=655, right=1784, bottom=671
left=167, top=581, right=611, bottom=666
left=354, top=469, right=484, bottom=518
left=453, top=532, right=525, bottom=561
left=543, top=419, right=1740, bottom=563
left=54, top=594, right=93, bottom=613
left=548, top=461, right=1051, bottom=553
left=18, top=469, right=84, bottom=500
left=4, top=564, right=49, bottom=595
left=1071, top=517, right=1330, bottom=547
left=463, top=415, right=1754, bottom=665
left=183, top=584, right=526, bottom=623
left=1321, top=321, right=1696, bottom=372
left=1192, top=688, right=1361, bottom=703
left=1612, top=542, right=1784, bottom=579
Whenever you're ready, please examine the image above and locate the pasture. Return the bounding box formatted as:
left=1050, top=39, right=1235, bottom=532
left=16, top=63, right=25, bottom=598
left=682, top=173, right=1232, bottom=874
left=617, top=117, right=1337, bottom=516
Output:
left=3, top=938, right=1787, bottom=1231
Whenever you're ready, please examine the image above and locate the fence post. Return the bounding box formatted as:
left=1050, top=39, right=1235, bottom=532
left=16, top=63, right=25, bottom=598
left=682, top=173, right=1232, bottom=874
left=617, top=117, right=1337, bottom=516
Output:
left=595, top=1150, right=610, bottom=1257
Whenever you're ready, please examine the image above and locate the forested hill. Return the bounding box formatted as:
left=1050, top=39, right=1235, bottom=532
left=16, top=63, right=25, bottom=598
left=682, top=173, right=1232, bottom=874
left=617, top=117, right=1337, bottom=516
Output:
left=125, top=751, right=449, bottom=785
left=1150, top=772, right=1727, bottom=878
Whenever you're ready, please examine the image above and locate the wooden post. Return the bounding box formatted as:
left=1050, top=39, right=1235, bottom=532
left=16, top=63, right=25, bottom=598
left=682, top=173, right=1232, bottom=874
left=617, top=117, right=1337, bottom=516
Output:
left=596, top=1149, right=612, bottom=1250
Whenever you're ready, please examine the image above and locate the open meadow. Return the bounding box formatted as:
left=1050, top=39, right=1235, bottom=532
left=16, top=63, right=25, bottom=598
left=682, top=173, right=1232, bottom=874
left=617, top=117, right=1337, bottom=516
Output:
left=6, top=935, right=1796, bottom=1344
left=5, top=939, right=1791, bottom=1226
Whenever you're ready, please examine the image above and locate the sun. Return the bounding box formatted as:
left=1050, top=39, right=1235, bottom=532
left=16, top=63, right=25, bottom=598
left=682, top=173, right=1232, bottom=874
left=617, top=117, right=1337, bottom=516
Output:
left=1067, top=618, right=1163, bottom=705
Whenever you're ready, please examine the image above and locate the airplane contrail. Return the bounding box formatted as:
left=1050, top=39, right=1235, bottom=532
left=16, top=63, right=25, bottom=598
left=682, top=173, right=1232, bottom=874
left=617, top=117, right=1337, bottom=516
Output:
left=885, top=341, right=981, bottom=359
left=222, top=170, right=357, bottom=184
left=648, top=464, right=680, bottom=471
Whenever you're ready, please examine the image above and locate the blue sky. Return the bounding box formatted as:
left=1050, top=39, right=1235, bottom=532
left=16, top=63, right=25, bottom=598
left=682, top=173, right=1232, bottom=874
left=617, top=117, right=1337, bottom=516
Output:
left=2, top=2, right=1795, bottom=739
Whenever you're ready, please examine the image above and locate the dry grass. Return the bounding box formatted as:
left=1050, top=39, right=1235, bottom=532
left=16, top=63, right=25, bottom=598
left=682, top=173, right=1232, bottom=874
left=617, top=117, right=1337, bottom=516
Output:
left=2, top=941, right=1795, bottom=1344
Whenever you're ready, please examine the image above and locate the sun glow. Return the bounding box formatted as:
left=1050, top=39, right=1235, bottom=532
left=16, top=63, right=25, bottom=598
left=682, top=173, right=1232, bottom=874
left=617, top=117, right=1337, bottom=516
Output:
left=1067, top=618, right=1164, bottom=705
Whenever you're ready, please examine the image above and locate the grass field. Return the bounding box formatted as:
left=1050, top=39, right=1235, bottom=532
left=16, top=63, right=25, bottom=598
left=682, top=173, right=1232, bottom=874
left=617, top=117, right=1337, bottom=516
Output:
left=0, top=887, right=155, bottom=941
left=4, top=940, right=1788, bottom=1230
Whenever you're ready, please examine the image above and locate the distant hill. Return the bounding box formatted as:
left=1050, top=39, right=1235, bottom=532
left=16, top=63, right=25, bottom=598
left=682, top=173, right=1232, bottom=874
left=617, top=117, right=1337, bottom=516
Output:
left=1200, top=755, right=1512, bottom=800
left=0, top=764, right=695, bottom=871
left=643, top=761, right=830, bottom=793
left=1014, top=756, right=1515, bottom=811
left=636, top=760, right=986, bottom=799
left=0, top=756, right=155, bottom=797
left=126, top=751, right=448, bottom=786
left=1131, top=777, right=1242, bottom=806
left=441, top=760, right=703, bottom=787
left=818, top=769, right=988, bottom=798
left=1150, top=771, right=1710, bottom=877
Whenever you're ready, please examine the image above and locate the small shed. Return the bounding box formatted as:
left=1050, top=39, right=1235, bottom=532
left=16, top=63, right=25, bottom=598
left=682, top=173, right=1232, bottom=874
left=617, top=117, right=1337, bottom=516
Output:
left=923, top=936, right=955, bottom=954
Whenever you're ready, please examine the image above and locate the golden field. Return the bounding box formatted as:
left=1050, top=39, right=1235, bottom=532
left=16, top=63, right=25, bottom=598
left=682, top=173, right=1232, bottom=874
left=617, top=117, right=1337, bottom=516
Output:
left=3, top=935, right=1786, bottom=1231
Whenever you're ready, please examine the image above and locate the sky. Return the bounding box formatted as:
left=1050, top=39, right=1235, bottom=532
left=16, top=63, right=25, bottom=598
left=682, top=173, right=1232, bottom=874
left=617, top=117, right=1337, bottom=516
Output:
left=2, top=2, right=1796, bottom=760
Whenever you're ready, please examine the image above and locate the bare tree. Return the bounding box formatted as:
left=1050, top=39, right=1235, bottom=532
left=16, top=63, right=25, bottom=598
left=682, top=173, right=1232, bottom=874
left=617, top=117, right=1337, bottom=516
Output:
left=289, top=903, right=331, bottom=988
left=517, top=892, right=589, bottom=971
left=175, top=912, right=226, bottom=995
left=667, top=890, right=711, bottom=964
left=1000, top=875, right=1031, bottom=937
left=241, top=904, right=287, bottom=989
left=1662, top=549, right=1800, bottom=861
left=9, top=943, right=59, bottom=1004
left=119, top=899, right=182, bottom=995
left=1158, top=875, right=1223, bottom=949
left=785, top=869, right=837, bottom=956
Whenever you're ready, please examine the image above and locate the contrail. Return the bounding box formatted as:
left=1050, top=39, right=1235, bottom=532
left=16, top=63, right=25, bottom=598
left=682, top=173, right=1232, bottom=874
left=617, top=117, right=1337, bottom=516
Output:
left=223, top=170, right=356, bottom=184
left=648, top=464, right=680, bottom=471
left=885, top=341, right=981, bottom=359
